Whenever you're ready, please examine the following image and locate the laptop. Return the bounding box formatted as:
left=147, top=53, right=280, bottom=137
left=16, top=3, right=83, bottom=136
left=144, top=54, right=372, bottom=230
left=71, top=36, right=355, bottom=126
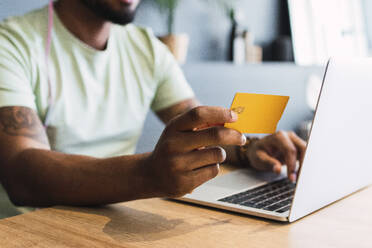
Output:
left=177, top=58, right=372, bottom=222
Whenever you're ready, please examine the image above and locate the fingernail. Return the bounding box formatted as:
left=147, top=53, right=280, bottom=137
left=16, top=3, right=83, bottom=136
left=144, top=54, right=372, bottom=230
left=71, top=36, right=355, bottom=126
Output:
left=241, top=134, right=247, bottom=145
left=290, top=173, right=297, bottom=182
left=220, top=149, right=227, bottom=161
left=231, top=110, right=238, bottom=121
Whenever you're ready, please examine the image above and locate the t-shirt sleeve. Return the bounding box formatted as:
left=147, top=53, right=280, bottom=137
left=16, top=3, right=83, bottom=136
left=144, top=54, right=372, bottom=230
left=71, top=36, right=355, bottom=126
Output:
left=0, top=29, right=36, bottom=110
left=150, top=37, right=195, bottom=112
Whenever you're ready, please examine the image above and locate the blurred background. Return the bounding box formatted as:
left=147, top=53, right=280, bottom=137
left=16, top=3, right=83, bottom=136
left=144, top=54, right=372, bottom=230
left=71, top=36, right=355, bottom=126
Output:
left=0, top=0, right=370, bottom=151
left=1, top=0, right=372, bottom=64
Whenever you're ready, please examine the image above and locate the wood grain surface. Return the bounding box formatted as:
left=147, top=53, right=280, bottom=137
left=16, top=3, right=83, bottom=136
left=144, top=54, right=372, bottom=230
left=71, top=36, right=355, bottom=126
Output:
left=0, top=165, right=371, bottom=248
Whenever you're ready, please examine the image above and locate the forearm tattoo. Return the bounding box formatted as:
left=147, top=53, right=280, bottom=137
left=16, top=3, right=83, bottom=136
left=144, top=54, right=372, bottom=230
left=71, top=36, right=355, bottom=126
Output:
left=0, top=107, right=49, bottom=145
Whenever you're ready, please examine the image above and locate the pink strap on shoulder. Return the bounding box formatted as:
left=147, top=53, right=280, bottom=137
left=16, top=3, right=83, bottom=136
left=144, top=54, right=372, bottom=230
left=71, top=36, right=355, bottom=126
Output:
left=44, top=0, right=55, bottom=126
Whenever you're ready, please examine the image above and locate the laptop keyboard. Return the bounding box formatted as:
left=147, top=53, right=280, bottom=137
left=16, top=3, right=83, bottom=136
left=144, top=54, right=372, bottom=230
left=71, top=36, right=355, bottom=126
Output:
left=218, top=179, right=296, bottom=213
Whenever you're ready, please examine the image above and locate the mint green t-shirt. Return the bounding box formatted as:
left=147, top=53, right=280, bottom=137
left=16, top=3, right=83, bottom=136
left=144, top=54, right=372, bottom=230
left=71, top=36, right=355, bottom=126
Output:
left=0, top=7, right=194, bottom=157
left=0, top=6, right=194, bottom=218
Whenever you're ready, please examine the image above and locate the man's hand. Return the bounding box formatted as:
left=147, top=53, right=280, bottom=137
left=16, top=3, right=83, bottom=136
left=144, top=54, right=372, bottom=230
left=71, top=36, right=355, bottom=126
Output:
left=145, top=106, right=246, bottom=198
left=246, top=131, right=306, bottom=182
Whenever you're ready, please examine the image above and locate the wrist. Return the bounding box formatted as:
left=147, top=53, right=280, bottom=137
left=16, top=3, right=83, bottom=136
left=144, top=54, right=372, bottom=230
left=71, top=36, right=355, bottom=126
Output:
left=135, top=152, right=161, bottom=199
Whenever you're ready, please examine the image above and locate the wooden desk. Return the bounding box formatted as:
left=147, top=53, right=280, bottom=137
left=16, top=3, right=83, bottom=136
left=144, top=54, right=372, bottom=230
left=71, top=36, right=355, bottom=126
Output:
left=0, top=166, right=371, bottom=248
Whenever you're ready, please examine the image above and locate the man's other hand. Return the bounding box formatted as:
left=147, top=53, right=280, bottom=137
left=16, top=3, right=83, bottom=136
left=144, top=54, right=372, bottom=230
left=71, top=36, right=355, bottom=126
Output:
left=246, top=131, right=306, bottom=182
left=145, top=106, right=246, bottom=198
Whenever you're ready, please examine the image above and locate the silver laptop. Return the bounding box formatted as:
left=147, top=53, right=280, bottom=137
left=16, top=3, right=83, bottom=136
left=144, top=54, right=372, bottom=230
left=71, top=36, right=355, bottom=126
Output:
left=178, top=58, right=372, bottom=222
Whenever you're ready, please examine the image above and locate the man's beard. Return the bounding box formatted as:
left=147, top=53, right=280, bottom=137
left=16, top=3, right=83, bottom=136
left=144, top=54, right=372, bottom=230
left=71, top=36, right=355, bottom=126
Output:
left=80, top=0, right=137, bottom=25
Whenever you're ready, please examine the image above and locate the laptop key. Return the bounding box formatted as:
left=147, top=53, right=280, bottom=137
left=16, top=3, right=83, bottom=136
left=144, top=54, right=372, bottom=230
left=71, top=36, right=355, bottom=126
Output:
left=263, top=204, right=281, bottom=211
left=255, top=202, right=267, bottom=209
left=276, top=205, right=291, bottom=213
left=240, top=200, right=257, bottom=208
left=263, top=199, right=292, bottom=211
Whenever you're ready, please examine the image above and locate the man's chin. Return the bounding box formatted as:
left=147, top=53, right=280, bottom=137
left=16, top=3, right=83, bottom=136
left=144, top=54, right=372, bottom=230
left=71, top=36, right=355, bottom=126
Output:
left=107, top=11, right=136, bottom=25
left=81, top=0, right=137, bottom=25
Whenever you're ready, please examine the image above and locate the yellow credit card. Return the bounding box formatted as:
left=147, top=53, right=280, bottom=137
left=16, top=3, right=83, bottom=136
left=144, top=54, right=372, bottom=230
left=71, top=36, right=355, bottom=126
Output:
left=225, top=93, right=289, bottom=134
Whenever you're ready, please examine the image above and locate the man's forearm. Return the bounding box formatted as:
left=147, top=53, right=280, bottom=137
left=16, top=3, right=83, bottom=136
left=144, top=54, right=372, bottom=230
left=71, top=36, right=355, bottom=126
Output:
left=1, top=149, right=154, bottom=207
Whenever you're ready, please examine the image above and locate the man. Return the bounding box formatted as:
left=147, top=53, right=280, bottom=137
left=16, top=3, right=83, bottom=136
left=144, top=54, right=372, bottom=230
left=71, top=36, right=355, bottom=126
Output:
left=0, top=0, right=305, bottom=216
